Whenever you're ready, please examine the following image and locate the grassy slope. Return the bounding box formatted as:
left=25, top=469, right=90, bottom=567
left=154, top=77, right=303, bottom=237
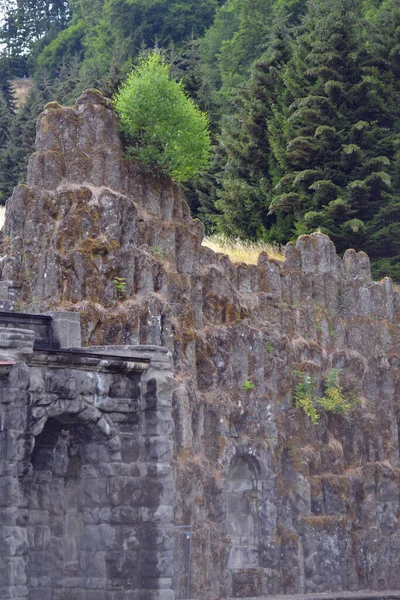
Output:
left=202, top=234, right=284, bottom=264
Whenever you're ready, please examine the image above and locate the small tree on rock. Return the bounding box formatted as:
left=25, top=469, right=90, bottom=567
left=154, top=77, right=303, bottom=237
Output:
left=114, top=51, right=211, bottom=183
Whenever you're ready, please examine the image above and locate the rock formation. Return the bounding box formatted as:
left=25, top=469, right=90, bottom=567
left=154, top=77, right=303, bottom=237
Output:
left=2, top=88, right=400, bottom=598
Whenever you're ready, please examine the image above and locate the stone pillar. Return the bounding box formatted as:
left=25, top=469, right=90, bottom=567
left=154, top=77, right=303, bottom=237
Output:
left=87, top=345, right=176, bottom=600
left=0, top=328, right=33, bottom=600
left=139, top=346, right=176, bottom=600
left=49, top=311, right=82, bottom=349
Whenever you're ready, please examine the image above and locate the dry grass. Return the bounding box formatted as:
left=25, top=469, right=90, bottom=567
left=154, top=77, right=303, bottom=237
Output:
left=11, top=78, right=33, bottom=109
left=0, top=205, right=5, bottom=230
left=202, top=234, right=284, bottom=265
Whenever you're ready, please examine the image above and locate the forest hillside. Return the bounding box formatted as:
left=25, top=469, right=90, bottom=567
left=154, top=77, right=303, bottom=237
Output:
left=1, top=0, right=400, bottom=279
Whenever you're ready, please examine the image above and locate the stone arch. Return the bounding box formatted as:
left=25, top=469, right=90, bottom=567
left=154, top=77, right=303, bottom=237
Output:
left=25, top=408, right=121, bottom=599
left=29, top=398, right=119, bottom=447
left=226, top=453, right=261, bottom=570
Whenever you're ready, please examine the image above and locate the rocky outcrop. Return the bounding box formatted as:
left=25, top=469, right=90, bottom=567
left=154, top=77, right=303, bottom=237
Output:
left=2, top=89, right=400, bottom=598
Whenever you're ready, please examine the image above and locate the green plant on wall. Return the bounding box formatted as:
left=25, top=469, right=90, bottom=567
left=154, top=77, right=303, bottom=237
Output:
left=293, top=370, right=319, bottom=424
left=153, top=245, right=166, bottom=261
left=242, top=379, right=255, bottom=391
left=318, top=369, right=350, bottom=414
left=113, top=276, right=127, bottom=300
left=293, top=369, right=352, bottom=423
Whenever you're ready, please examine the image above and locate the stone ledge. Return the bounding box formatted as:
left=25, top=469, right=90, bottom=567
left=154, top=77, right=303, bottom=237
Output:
left=26, top=348, right=150, bottom=373
left=228, top=592, right=400, bottom=600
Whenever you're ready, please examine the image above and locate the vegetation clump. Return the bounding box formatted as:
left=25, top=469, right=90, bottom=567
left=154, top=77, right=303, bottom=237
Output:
left=293, top=369, right=351, bottom=424
left=293, top=370, right=318, bottom=423
left=242, top=379, right=256, bottom=391
left=114, top=51, right=211, bottom=183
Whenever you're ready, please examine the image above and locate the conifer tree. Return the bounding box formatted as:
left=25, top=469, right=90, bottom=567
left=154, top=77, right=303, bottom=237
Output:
left=359, top=0, right=400, bottom=278
left=214, top=13, right=293, bottom=240
left=0, top=81, right=53, bottom=203
left=0, top=57, right=17, bottom=111
left=0, top=90, right=13, bottom=204
left=268, top=0, right=400, bottom=278
left=0, top=91, right=12, bottom=148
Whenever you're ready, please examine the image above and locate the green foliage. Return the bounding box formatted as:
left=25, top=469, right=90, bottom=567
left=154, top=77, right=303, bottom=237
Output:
left=262, top=0, right=400, bottom=278
left=4, top=0, right=400, bottom=281
left=113, top=276, right=127, bottom=299
left=0, top=58, right=17, bottom=111
left=34, top=21, right=85, bottom=78
left=0, top=0, right=70, bottom=58
left=114, top=52, right=211, bottom=182
left=69, top=0, right=222, bottom=84
left=153, top=246, right=166, bottom=261
left=293, top=369, right=352, bottom=423
left=292, top=370, right=319, bottom=423
left=0, top=78, right=54, bottom=204
left=0, top=93, right=11, bottom=148
left=213, top=14, right=294, bottom=239
left=242, top=379, right=256, bottom=391
left=317, top=369, right=350, bottom=414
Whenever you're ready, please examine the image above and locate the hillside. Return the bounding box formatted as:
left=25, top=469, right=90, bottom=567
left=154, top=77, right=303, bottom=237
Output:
left=1, top=0, right=400, bottom=279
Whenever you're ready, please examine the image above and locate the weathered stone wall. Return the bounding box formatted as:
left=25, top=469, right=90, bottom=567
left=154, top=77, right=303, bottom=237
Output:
left=2, top=89, right=400, bottom=598
left=0, top=323, right=175, bottom=600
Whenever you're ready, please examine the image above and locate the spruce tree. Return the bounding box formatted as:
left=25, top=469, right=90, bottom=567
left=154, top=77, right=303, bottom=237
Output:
left=0, top=90, right=13, bottom=204
left=269, top=0, right=400, bottom=278
left=0, top=91, right=12, bottom=148
left=0, top=81, right=53, bottom=203
left=0, top=57, right=17, bottom=111
left=214, top=13, right=293, bottom=240
left=360, top=0, right=400, bottom=278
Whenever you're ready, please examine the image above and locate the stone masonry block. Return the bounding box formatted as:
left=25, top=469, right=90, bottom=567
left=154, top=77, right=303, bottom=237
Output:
left=49, top=311, right=81, bottom=349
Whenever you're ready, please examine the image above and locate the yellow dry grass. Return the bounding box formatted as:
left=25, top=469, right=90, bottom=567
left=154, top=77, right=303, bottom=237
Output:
left=202, top=234, right=284, bottom=265
left=11, top=78, right=33, bottom=109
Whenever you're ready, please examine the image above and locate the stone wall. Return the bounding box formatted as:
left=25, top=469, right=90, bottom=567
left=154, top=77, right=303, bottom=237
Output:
left=0, top=323, right=175, bottom=600
left=1, top=89, right=400, bottom=598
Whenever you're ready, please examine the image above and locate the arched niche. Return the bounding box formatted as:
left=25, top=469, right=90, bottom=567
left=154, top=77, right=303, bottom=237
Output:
left=26, top=413, right=115, bottom=598
left=227, top=454, right=260, bottom=569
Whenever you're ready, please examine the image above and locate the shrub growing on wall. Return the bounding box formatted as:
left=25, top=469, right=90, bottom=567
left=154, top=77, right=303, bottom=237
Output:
left=114, top=51, right=211, bottom=182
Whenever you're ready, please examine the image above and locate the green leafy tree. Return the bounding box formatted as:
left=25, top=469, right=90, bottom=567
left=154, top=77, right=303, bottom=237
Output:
left=114, top=51, right=211, bottom=182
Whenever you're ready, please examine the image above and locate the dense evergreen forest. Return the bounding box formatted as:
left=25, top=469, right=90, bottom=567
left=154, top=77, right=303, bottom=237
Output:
left=1, top=0, right=400, bottom=279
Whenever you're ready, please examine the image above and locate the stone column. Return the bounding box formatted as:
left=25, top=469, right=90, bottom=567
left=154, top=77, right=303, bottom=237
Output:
left=0, top=327, right=34, bottom=600
left=86, top=344, right=176, bottom=600
left=138, top=346, right=176, bottom=600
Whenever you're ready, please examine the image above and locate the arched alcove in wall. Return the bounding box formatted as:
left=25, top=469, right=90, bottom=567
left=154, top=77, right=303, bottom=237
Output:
left=27, top=413, right=114, bottom=598
left=226, top=454, right=260, bottom=570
